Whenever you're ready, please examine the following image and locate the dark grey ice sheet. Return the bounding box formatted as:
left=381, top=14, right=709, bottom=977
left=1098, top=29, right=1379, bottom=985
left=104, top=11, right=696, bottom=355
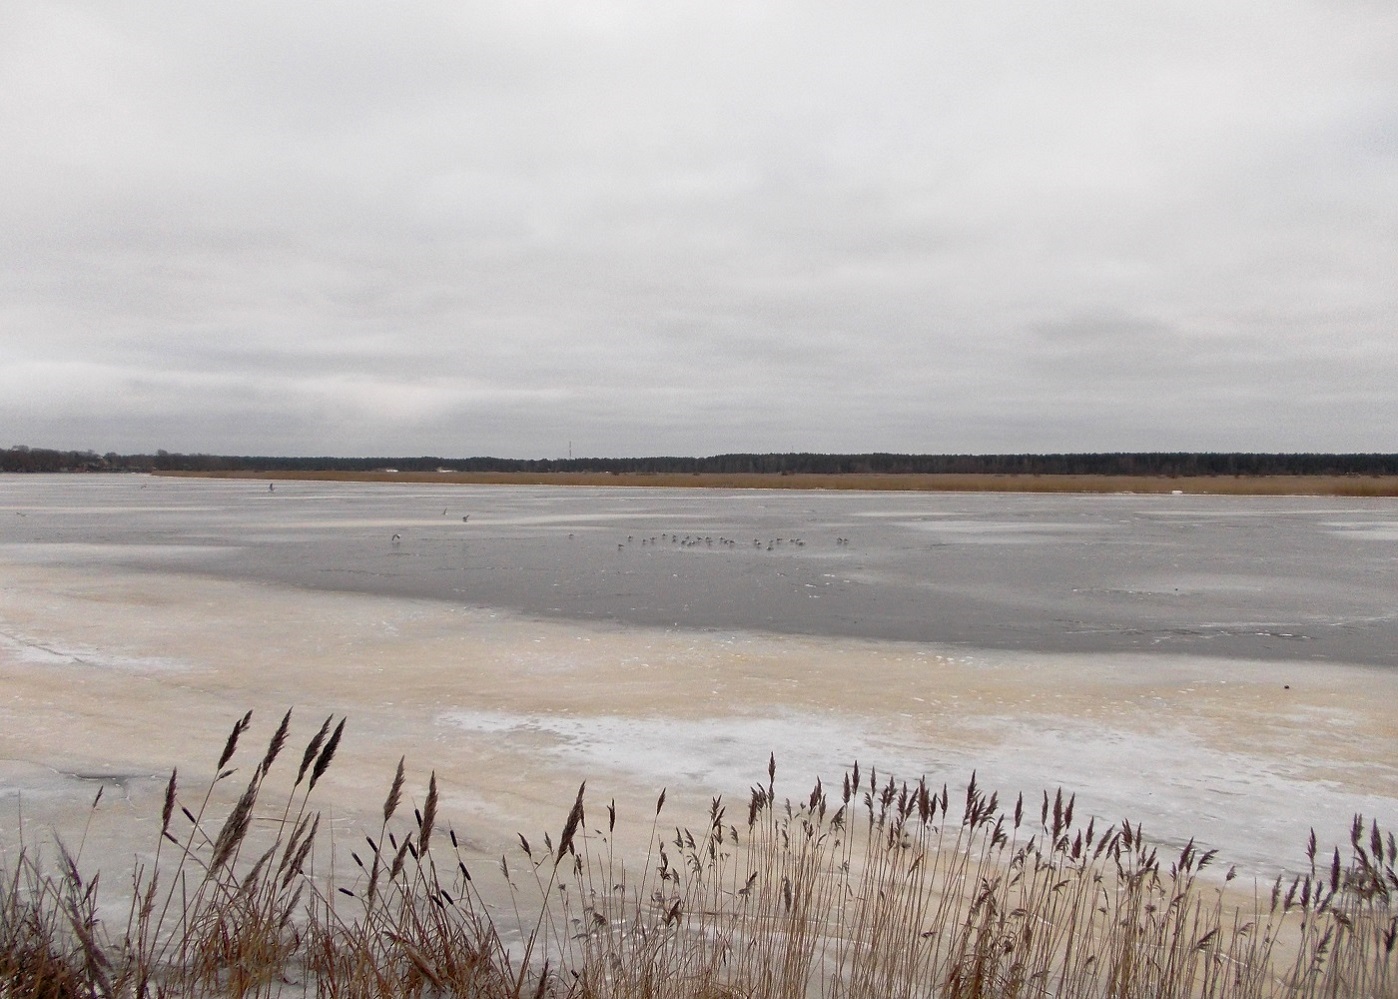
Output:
left=3, top=475, right=1395, bottom=667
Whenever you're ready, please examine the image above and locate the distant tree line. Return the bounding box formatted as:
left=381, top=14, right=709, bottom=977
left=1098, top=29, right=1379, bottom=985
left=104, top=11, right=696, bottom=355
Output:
left=0, top=446, right=112, bottom=473
left=4, top=445, right=1397, bottom=477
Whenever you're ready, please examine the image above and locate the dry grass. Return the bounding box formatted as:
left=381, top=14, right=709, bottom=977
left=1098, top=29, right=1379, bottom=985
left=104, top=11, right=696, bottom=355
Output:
left=4, top=712, right=1395, bottom=998
left=154, top=470, right=1398, bottom=497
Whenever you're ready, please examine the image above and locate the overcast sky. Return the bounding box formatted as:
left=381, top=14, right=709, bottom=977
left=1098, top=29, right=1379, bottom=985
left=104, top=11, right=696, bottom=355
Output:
left=3, top=2, right=1395, bottom=458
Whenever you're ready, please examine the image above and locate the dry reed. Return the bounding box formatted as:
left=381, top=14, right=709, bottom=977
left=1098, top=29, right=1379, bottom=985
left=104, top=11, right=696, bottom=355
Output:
left=155, top=470, right=1398, bottom=497
left=3, top=711, right=1394, bottom=998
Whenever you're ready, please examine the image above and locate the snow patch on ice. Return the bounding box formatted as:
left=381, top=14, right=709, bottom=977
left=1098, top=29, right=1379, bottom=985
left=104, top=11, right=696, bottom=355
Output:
left=439, top=707, right=1398, bottom=879
left=0, top=629, right=190, bottom=672
left=440, top=708, right=927, bottom=794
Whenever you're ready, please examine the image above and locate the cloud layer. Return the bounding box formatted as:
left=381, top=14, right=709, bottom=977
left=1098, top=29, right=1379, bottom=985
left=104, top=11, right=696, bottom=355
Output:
left=4, top=2, right=1395, bottom=456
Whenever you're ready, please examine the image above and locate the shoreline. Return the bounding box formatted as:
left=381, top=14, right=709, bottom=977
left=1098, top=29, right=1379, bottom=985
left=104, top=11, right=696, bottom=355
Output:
left=151, top=469, right=1398, bottom=496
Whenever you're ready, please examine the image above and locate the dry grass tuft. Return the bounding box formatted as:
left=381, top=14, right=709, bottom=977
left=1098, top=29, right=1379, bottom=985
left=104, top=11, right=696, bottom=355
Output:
left=4, top=711, right=1395, bottom=997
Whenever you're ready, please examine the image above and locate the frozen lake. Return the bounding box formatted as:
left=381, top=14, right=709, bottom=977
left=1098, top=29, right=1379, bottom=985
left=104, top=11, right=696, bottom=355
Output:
left=4, top=474, right=1397, bottom=665
left=2, top=474, right=1396, bottom=889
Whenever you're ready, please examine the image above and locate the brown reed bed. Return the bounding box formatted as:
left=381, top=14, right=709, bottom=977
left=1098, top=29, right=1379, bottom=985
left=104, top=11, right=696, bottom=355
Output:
left=4, top=711, right=1395, bottom=998
left=155, top=470, right=1398, bottom=497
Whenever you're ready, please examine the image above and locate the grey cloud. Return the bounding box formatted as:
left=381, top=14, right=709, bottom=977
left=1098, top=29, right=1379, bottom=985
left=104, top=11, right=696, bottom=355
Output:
left=3, top=2, right=1395, bottom=456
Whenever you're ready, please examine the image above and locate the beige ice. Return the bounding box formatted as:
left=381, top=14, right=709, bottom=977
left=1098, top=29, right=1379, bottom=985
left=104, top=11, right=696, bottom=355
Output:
left=2, top=557, right=1396, bottom=890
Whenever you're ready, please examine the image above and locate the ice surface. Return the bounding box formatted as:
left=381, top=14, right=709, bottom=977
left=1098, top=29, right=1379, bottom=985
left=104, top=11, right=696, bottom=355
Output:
left=2, top=557, right=1393, bottom=888
left=2, top=476, right=1396, bottom=895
